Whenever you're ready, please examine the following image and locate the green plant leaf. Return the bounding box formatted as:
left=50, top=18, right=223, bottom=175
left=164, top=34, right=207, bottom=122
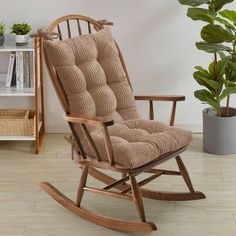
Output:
left=194, top=70, right=220, bottom=91
left=178, top=0, right=210, bottom=6
left=217, top=59, right=228, bottom=78
left=187, top=8, right=214, bottom=23
left=213, top=16, right=235, bottom=30
left=212, top=0, right=234, bottom=12
left=219, top=10, right=236, bottom=24
left=194, top=89, right=220, bottom=109
left=11, top=23, right=31, bottom=35
left=221, top=77, right=236, bottom=86
left=228, top=61, right=236, bottom=71
left=208, top=59, right=227, bottom=88
left=220, top=87, right=236, bottom=100
left=196, top=41, right=232, bottom=53
left=217, top=51, right=227, bottom=59
left=201, top=24, right=235, bottom=43
left=195, top=65, right=209, bottom=74
left=0, top=22, right=6, bottom=35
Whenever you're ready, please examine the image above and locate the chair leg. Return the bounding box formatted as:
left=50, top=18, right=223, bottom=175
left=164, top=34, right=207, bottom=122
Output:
left=130, top=175, right=146, bottom=222
left=175, top=155, right=194, bottom=193
left=76, top=166, right=88, bottom=206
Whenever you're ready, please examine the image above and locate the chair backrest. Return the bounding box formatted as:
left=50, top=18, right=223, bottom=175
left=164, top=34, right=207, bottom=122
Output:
left=44, top=15, right=133, bottom=116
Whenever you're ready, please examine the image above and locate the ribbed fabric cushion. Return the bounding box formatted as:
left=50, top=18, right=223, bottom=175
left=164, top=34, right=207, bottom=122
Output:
left=81, top=119, right=192, bottom=168
left=44, top=28, right=192, bottom=169
left=44, top=28, right=139, bottom=125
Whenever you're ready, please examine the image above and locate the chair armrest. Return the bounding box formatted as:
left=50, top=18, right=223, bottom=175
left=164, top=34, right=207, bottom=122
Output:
left=65, top=114, right=115, bottom=165
left=64, top=114, right=114, bottom=127
left=134, top=95, right=185, bottom=125
left=134, top=95, right=185, bottom=102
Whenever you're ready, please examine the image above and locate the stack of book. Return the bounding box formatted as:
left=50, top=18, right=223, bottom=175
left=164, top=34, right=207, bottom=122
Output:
left=5, top=51, right=34, bottom=89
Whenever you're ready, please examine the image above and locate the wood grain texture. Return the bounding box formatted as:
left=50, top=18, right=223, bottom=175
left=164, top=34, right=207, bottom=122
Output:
left=103, top=126, right=115, bottom=165
left=76, top=166, right=88, bottom=206
left=65, top=114, right=114, bottom=127
left=84, top=187, right=132, bottom=201
left=66, top=20, right=71, bottom=38
left=81, top=124, right=101, bottom=161
left=149, top=100, right=154, bottom=120
left=76, top=19, right=82, bottom=35
left=39, top=182, right=157, bottom=232
left=39, top=37, right=45, bottom=133
left=130, top=175, right=146, bottom=222
left=170, top=101, right=177, bottom=126
left=176, top=155, right=195, bottom=193
left=135, top=95, right=185, bottom=102
left=34, top=38, right=41, bottom=154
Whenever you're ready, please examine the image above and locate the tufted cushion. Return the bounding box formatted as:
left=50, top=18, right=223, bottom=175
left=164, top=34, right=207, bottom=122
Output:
left=80, top=119, right=192, bottom=169
left=44, top=28, right=139, bottom=125
left=44, top=28, right=192, bottom=169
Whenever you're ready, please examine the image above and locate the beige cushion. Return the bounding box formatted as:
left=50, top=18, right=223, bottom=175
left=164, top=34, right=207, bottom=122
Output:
left=81, top=119, right=192, bottom=169
left=44, top=28, right=139, bottom=125
left=44, top=28, right=192, bottom=169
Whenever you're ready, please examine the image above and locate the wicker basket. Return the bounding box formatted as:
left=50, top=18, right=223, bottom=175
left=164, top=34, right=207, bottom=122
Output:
left=0, top=109, right=35, bottom=136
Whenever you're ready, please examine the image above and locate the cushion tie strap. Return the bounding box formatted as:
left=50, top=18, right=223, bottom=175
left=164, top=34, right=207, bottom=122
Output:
left=31, top=29, right=59, bottom=40
left=94, top=20, right=114, bottom=31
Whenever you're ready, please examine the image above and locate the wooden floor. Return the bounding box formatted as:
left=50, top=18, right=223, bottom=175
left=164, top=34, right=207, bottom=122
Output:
left=0, top=134, right=236, bottom=236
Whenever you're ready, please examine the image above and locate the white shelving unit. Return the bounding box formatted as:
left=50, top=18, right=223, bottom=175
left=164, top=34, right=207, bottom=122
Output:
left=0, top=37, right=45, bottom=153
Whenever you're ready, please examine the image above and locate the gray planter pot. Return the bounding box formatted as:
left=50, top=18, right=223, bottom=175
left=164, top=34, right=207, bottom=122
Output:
left=0, top=35, right=5, bottom=46
left=203, top=107, right=236, bottom=155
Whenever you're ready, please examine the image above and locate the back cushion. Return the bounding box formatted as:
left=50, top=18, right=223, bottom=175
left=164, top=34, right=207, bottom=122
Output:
left=44, top=28, right=140, bottom=125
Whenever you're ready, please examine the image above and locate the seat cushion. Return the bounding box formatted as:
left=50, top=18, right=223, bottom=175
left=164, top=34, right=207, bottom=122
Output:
left=80, top=119, right=193, bottom=169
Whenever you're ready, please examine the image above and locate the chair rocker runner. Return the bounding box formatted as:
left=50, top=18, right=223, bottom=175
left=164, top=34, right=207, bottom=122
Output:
left=39, top=15, right=205, bottom=232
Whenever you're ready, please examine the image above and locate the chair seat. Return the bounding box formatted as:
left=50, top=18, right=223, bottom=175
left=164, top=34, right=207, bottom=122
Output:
left=81, top=119, right=192, bottom=169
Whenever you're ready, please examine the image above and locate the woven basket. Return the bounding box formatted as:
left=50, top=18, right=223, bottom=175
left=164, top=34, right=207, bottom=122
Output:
left=0, top=109, right=35, bottom=136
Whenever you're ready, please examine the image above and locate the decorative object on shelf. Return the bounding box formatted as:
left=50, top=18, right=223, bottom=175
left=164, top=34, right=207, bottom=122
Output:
left=179, top=0, right=236, bottom=154
left=38, top=14, right=205, bottom=233
left=11, top=22, right=32, bottom=46
left=0, top=21, right=6, bottom=46
left=0, top=109, right=35, bottom=136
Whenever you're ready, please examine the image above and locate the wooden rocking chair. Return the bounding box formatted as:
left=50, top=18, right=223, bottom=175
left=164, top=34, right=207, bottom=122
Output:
left=39, top=15, right=205, bottom=232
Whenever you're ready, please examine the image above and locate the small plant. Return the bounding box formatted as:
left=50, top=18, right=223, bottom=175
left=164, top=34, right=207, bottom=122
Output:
left=11, top=23, right=31, bottom=35
left=0, top=22, right=6, bottom=36
left=179, top=0, right=236, bottom=117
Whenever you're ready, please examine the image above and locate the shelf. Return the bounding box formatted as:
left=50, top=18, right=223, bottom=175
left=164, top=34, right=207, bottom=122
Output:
left=0, top=76, right=39, bottom=97
left=0, top=86, right=35, bottom=97
left=0, top=36, right=44, bottom=153
left=0, top=121, right=42, bottom=141
left=0, top=37, right=34, bottom=52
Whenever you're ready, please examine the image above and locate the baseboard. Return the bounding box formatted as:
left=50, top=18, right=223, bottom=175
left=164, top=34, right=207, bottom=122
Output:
left=175, top=124, right=202, bottom=133
left=45, top=124, right=70, bottom=133
left=45, top=123, right=203, bottom=134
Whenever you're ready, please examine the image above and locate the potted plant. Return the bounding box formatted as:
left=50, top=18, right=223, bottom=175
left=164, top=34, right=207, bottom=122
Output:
left=11, top=23, right=31, bottom=45
left=179, top=0, right=236, bottom=154
left=0, top=21, right=6, bottom=46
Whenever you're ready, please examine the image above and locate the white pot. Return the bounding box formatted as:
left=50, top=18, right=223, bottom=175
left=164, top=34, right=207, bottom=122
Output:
left=15, top=34, right=29, bottom=45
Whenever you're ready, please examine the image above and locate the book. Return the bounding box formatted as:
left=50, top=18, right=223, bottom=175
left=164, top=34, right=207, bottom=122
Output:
left=9, top=51, right=34, bottom=89
left=29, top=52, right=34, bottom=89
left=6, top=52, right=16, bottom=88
left=23, top=52, right=27, bottom=88
left=19, top=51, right=24, bottom=88
left=15, top=52, right=20, bottom=88
left=25, top=52, right=30, bottom=88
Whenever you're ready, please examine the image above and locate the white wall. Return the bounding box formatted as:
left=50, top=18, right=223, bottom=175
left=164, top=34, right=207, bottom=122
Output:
left=1, top=0, right=236, bottom=133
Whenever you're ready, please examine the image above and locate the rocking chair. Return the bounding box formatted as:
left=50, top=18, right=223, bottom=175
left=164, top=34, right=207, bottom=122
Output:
left=39, top=15, right=205, bottom=232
